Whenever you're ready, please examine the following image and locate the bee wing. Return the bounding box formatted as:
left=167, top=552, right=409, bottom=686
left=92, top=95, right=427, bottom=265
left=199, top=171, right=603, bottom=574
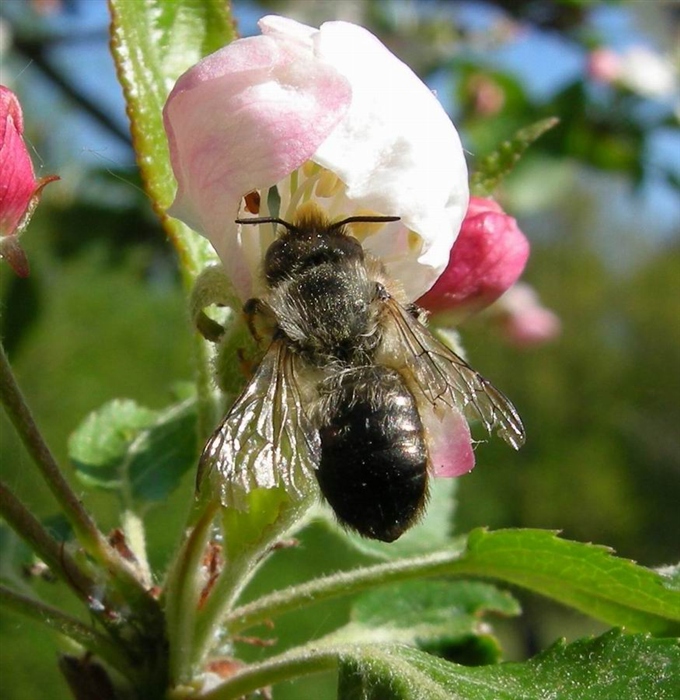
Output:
left=383, top=299, right=526, bottom=450
left=197, top=340, right=321, bottom=508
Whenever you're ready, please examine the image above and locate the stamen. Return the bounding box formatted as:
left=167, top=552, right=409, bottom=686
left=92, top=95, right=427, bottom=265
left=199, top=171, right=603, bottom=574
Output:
left=284, top=168, right=324, bottom=221
left=244, top=191, right=261, bottom=214
left=343, top=208, right=398, bottom=239
left=315, top=170, right=341, bottom=198
left=302, top=160, right=318, bottom=177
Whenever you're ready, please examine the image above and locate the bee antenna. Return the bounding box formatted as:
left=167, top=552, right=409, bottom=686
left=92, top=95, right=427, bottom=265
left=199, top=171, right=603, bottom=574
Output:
left=235, top=217, right=299, bottom=233
left=330, top=215, right=400, bottom=231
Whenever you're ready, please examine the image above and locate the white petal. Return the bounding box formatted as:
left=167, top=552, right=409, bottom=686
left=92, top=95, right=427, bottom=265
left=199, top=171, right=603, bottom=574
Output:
left=310, top=21, right=469, bottom=300
left=258, top=14, right=316, bottom=48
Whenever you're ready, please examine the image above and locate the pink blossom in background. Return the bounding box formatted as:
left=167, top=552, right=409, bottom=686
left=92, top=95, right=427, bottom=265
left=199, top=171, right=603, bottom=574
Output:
left=493, top=282, right=561, bottom=347
left=587, top=47, right=622, bottom=84
left=467, top=74, right=505, bottom=117
left=417, top=196, right=530, bottom=323
left=587, top=45, right=677, bottom=100
left=0, top=85, right=58, bottom=277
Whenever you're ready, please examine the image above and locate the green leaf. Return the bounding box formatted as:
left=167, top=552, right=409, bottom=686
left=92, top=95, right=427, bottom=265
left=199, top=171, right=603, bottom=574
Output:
left=127, top=399, right=198, bottom=502
left=70, top=397, right=198, bottom=504
left=330, top=580, right=519, bottom=666
left=452, top=529, right=680, bottom=635
left=109, top=0, right=236, bottom=277
left=470, top=117, right=559, bottom=196
left=225, top=529, right=680, bottom=638
left=337, top=631, right=680, bottom=700
left=325, top=478, right=459, bottom=561
left=69, top=399, right=157, bottom=491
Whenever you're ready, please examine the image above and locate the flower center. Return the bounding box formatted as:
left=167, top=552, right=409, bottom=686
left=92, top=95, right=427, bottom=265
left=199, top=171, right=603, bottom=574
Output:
left=240, top=161, right=390, bottom=242
left=237, top=162, right=405, bottom=297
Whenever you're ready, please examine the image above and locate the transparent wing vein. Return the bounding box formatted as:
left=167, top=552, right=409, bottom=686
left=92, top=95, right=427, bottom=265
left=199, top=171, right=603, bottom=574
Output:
left=197, top=341, right=320, bottom=508
left=384, top=300, right=526, bottom=449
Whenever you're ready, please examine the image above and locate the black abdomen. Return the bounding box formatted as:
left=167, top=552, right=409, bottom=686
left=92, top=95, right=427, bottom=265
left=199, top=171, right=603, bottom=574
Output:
left=317, top=367, right=429, bottom=542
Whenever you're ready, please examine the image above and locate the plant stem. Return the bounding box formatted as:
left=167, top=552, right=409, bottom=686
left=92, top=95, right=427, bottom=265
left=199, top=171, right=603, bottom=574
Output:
left=121, top=509, right=153, bottom=588
left=199, top=644, right=339, bottom=700
left=0, top=480, right=97, bottom=601
left=0, top=342, right=159, bottom=617
left=194, top=331, right=217, bottom=445
left=0, top=342, right=107, bottom=559
left=192, top=492, right=317, bottom=668
left=0, top=585, right=135, bottom=678
left=164, top=498, right=219, bottom=684
left=224, top=547, right=466, bottom=635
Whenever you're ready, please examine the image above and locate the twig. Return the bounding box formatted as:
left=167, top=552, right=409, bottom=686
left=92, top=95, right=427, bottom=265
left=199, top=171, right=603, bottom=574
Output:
left=0, top=343, right=110, bottom=559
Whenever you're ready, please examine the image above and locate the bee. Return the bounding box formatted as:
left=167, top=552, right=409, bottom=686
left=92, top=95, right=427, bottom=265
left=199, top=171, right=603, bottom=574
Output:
left=198, top=205, right=525, bottom=542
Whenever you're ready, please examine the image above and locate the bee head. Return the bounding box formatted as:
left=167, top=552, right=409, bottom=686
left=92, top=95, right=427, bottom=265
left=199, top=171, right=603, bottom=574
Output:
left=236, top=205, right=399, bottom=286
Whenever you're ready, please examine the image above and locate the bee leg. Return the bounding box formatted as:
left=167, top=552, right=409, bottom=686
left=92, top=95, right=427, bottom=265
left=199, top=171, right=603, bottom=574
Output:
left=243, top=297, right=267, bottom=344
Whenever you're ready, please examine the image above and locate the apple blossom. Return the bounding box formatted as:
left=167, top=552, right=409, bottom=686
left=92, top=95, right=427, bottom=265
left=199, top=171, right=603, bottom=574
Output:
left=588, top=45, right=677, bottom=100
left=417, top=196, right=530, bottom=323
left=0, top=85, right=58, bottom=277
left=163, top=15, right=469, bottom=301
left=587, top=47, right=623, bottom=85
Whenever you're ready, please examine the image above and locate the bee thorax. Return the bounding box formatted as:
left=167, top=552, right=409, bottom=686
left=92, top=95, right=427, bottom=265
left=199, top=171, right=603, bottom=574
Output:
left=268, top=261, right=381, bottom=365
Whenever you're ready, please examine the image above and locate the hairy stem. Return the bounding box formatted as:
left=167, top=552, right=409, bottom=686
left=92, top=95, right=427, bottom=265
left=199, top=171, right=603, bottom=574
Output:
left=193, top=492, right=317, bottom=668
left=0, top=480, right=98, bottom=601
left=224, top=547, right=465, bottom=635
left=164, top=498, right=219, bottom=684
left=200, top=644, right=338, bottom=700
left=194, top=331, right=218, bottom=445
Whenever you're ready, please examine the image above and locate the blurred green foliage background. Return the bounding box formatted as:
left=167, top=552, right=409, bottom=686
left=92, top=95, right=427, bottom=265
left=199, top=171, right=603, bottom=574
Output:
left=1, top=1, right=678, bottom=698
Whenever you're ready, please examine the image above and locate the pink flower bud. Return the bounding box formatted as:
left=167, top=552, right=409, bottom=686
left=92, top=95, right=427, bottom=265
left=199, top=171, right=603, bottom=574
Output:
left=0, top=86, right=58, bottom=277
left=417, top=196, right=530, bottom=322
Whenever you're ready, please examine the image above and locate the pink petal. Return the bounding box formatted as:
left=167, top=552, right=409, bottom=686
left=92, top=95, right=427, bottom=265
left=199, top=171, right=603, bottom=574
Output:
left=421, top=403, right=475, bottom=478
left=495, top=283, right=561, bottom=347
left=0, top=86, right=38, bottom=237
left=502, top=306, right=561, bottom=346
left=163, top=35, right=351, bottom=298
